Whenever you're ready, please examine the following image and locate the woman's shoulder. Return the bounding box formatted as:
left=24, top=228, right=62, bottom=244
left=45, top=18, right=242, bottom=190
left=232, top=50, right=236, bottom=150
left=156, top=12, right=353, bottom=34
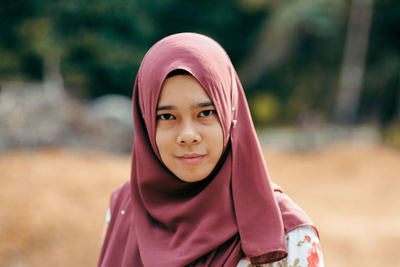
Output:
left=112, top=179, right=131, bottom=195
left=104, top=179, right=132, bottom=225
left=273, top=190, right=316, bottom=235
left=109, top=179, right=131, bottom=211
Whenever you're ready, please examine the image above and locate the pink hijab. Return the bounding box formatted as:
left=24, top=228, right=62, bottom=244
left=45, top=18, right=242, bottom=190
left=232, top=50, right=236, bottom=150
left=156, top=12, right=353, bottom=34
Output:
left=98, top=33, right=314, bottom=266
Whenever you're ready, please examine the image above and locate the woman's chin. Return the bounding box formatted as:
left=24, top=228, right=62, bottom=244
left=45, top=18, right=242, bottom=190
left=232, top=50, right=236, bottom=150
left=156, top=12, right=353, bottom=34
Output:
left=175, top=171, right=209, bottom=183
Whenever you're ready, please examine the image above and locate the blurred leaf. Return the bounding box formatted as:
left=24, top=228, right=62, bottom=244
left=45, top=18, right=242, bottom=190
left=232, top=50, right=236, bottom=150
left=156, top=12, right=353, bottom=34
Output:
left=249, top=92, right=281, bottom=125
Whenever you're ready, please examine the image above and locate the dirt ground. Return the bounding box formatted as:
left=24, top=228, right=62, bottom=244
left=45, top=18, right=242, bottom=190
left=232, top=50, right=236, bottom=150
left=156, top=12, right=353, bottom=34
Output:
left=1, top=142, right=399, bottom=267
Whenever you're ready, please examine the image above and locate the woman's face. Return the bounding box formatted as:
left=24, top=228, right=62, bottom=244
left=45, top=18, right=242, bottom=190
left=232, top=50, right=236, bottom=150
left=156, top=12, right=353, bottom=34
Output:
left=155, top=75, right=224, bottom=182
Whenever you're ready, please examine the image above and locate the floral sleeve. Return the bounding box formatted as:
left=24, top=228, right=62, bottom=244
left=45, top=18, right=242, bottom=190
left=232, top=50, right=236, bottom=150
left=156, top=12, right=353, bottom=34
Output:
left=236, top=226, right=324, bottom=267
left=285, top=226, right=324, bottom=267
left=101, top=209, right=111, bottom=243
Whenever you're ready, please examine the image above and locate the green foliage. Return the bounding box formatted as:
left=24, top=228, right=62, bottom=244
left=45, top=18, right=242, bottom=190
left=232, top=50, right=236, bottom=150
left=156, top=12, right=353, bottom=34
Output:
left=245, top=0, right=347, bottom=123
left=0, top=0, right=399, bottom=125
left=249, top=92, right=281, bottom=125
left=360, top=0, right=400, bottom=125
left=384, top=123, right=400, bottom=147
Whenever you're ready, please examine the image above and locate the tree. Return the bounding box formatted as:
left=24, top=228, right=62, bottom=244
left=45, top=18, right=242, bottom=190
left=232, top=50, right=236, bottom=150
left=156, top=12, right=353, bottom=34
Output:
left=334, top=0, right=374, bottom=124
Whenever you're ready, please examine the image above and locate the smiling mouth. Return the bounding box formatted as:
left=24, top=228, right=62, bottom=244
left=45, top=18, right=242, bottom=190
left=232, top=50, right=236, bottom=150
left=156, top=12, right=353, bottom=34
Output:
left=177, top=154, right=206, bottom=165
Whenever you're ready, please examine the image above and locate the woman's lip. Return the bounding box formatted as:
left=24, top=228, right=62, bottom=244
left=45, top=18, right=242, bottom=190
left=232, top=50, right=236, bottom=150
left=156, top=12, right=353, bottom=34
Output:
left=177, top=154, right=205, bottom=164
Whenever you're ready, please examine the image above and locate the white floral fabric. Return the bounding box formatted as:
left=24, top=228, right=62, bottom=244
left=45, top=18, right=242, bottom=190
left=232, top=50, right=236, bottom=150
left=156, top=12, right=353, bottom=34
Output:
left=236, top=226, right=324, bottom=267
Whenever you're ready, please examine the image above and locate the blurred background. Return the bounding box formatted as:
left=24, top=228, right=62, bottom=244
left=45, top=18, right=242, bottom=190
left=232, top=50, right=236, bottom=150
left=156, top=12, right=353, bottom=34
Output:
left=1, top=0, right=399, bottom=266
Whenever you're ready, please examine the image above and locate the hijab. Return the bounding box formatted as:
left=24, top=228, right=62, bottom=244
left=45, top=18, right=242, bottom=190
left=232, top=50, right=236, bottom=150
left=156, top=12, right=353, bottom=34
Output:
left=98, top=32, right=314, bottom=266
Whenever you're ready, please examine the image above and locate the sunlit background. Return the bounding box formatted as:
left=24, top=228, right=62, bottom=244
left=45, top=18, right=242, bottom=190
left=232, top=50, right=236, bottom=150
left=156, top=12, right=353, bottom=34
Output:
left=1, top=0, right=399, bottom=266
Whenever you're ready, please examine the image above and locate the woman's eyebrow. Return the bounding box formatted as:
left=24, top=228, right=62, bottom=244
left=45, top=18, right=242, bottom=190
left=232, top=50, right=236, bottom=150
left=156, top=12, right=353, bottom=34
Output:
left=192, top=101, right=214, bottom=108
left=156, top=101, right=214, bottom=111
left=156, top=105, right=176, bottom=111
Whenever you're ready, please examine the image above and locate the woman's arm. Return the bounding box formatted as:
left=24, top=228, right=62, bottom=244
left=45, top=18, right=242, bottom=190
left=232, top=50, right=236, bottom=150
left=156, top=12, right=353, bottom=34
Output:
left=237, top=226, right=324, bottom=267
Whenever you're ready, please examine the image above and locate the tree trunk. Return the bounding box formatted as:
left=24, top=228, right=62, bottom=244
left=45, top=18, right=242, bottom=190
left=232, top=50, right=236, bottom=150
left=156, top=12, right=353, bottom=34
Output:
left=43, top=54, right=65, bottom=100
left=334, top=0, right=374, bottom=124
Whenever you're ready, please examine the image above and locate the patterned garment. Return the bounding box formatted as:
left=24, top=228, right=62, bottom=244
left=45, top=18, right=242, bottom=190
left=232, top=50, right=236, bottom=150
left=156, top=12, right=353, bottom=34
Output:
left=236, top=226, right=324, bottom=267
left=104, top=212, right=324, bottom=267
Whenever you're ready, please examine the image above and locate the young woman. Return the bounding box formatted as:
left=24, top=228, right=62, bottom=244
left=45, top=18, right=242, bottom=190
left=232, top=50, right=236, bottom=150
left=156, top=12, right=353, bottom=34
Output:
left=98, top=33, right=324, bottom=267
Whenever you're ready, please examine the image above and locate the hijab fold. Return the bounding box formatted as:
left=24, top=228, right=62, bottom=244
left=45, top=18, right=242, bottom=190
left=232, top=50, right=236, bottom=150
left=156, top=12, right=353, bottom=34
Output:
left=98, top=33, right=313, bottom=266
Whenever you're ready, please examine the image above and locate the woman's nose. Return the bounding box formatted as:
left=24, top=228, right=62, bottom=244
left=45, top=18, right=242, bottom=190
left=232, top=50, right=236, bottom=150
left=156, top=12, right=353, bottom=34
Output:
left=177, top=122, right=201, bottom=145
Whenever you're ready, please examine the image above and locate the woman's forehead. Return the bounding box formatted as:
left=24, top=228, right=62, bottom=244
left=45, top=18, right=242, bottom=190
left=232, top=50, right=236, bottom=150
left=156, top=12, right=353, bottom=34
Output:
left=157, top=75, right=213, bottom=107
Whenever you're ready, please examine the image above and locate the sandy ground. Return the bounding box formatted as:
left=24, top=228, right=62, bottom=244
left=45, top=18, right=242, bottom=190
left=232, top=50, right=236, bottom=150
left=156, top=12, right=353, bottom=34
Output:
left=0, top=142, right=399, bottom=267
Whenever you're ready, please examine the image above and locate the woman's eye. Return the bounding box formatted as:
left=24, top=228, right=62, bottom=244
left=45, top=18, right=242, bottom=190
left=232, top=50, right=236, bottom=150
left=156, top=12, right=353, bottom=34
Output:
left=157, top=114, right=175, bottom=120
left=198, top=110, right=215, bottom=117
